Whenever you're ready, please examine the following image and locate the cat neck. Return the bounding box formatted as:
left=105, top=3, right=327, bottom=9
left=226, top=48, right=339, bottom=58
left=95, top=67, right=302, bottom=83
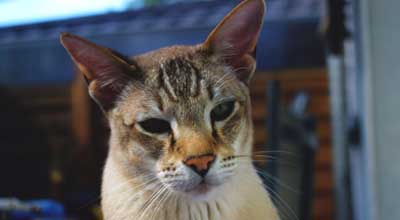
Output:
left=101, top=155, right=277, bottom=220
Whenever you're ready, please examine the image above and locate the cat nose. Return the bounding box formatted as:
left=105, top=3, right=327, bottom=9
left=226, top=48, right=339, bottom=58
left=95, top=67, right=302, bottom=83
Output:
left=183, top=153, right=216, bottom=177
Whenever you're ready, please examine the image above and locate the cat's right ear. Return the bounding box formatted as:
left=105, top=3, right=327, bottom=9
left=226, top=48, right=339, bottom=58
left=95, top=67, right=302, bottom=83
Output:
left=60, top=33, right=137, bottom=112
left=203, top=0, right=265, bottom=84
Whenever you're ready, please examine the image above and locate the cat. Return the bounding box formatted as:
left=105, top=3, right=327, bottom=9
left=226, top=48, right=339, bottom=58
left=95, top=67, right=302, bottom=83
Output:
left=60, top=0, right=279, bottom=219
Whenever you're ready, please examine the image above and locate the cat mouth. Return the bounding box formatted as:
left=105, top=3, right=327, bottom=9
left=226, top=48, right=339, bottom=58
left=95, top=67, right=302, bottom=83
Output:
left=184, top=179, right=218, bottom=197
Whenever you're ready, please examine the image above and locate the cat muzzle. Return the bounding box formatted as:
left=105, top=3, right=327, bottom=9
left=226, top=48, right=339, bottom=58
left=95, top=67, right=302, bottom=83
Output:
left=183, top=153, right=216, bottom=177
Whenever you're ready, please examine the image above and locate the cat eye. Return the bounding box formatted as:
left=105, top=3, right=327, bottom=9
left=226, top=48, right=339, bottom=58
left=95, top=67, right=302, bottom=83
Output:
left=211, top=101, right=236, bottom=122
left=138, top=118, right=171, bottom=134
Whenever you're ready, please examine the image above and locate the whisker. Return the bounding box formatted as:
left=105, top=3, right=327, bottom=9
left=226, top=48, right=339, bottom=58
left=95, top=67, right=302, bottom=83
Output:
left=151, top=187, right=171, bottom=220
left=76, top=174, right=158, bottom=211
left=115, top=181, right=160, bottom=220
left=239, top=164, right=300, bottom=194
left=138, top=185, right=168, bottom=220
left=255, top=170, right=300, bottom=194
left=102, top=176, right=158, bottom=197
left=252, top=150, right=299, bottom=157
left=264, top=183, right=299, bottom=220
left=214, top=72, right=233, bottom=88
left=239, top=170, right=298, bottom=220
left=234, top=155, right=298, bottom=167
left=113, top=179, right=163, bottom=220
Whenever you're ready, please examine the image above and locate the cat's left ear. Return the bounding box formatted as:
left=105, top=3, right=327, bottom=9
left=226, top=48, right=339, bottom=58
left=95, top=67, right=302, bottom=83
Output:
left=203, top=0, right=265, bottom=84
left=60, top=33, right=139, bottom=112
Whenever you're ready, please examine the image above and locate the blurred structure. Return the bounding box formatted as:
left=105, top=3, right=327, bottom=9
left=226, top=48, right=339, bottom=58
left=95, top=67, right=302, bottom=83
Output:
left=264, top=87, right=319, bottom=220
left=0, top=198, right=65, bottom=220
left=0, top=0, right=323, bottom=84
left=325, top=0, right=400, bottom=220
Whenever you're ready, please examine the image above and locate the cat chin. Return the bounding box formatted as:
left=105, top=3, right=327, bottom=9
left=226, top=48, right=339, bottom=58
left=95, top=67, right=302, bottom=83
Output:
left=185, top=183, right=215, bottom=200
left=173, top=181, right=224, bottom=202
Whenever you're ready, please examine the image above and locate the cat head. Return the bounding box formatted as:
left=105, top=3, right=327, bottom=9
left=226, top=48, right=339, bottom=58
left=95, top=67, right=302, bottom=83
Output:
left=61, top=0, right=265, bottom=199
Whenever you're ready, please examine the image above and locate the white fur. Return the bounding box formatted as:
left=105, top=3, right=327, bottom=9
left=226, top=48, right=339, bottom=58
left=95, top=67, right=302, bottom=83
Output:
left=102, top=156, right=279, bottom=220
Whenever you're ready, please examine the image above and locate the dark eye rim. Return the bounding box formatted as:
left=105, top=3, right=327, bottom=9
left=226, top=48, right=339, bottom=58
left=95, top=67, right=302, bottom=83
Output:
left=137, top=118, right=171, bottom=134
left=210, top=100, right=237, bottom=122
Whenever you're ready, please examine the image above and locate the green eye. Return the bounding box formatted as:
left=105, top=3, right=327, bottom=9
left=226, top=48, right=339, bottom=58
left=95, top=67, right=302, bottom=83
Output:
left=138, top=118, right=171, bottom=134
left=211, top=101, right=236, bottom=122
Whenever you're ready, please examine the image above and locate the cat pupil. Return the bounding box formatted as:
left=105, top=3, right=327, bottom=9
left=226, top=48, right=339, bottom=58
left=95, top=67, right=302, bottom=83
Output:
left=211, top=101, right=235, bottom=122
left=139, top=118, right=171, bottom=134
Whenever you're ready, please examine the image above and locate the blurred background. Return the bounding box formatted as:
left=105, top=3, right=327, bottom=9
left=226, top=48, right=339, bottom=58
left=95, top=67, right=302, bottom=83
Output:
left=0, top=0, right=398, bottom=220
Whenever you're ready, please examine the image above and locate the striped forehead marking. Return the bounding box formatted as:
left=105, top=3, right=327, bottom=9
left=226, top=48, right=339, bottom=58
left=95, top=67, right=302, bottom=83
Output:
left=159, top=58, right=201, bottom=102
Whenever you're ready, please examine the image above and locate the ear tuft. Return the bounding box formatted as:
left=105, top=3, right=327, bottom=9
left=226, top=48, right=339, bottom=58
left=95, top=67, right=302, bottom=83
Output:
left=60, top=33, right=136, bottom=111
left=203, top=0, right=266, bottom=83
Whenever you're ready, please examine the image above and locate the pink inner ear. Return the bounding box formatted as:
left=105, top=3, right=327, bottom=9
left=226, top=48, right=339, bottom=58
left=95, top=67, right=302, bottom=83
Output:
left=206, top=0, right=265, bottom=59
left=61, top=33, right=132, bottom=111
left=61, top=34, right=124, bottom=82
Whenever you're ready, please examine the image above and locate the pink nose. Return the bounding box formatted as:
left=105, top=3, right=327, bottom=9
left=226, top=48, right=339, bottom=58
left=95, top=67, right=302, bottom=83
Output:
left=183, top=154, right=216, bottom=177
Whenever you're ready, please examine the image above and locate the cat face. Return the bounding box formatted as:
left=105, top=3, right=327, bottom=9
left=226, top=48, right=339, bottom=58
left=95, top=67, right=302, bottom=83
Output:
left=111, top=49, right=252, bottom=198
left=61, top=0, right=265, bottom=199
